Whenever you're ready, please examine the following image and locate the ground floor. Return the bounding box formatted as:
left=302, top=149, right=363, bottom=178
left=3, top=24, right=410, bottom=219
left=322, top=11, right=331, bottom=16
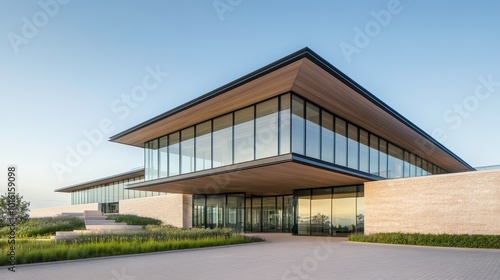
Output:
left=192, top=185, right=364, bottom=237
left=3, top=233, right=499, bottom=280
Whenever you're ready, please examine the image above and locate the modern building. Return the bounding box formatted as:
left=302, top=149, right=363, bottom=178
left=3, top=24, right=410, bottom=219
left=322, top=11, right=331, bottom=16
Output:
left=40, top=48, right=499, bottom=237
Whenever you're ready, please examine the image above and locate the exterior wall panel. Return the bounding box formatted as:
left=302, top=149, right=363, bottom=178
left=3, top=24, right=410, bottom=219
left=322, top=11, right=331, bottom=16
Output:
left=365, top=170, right=500, bottom=235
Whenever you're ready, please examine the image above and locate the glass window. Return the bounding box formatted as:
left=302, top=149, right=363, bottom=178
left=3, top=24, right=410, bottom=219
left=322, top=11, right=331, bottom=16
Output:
left=332, top=186, right=356, bottom=236
left=168, top=132, right=180, bottom=176
left=159, top=136, right=168, bottom=178
left=388, top=143, right=403, bottom=179
left=321, top=110, right=334, bottom=163
left=195, top=121, right=212, bottom=171
left=347, top=123, right=359, bottom=169
left=291, top=95, right=305, bottom=154
left=193, top=195, right=205, bottom=228
left=279, top=94, right=291, bottom=154
left=251, top=197, right=262, bottom=232
left=409, top=153, right=417, bottom=177
left=379, top=139, right=388, bottom=177
left=359, top=129, right=369, bottom=173
left=356, top=185, right=364, bottom=233
left=234, top=106, right=255, bottom=163
left=311, top=188, right=332, bottom=236
left=403, top=151, right=410, bottom=178
left=256, top=98, right=279, bottom=159
left=421, top=159, right=429, bottom=176
left=213, top=113, right=233, bottom=167
left=206, top=194, right=224, bottom=229
left=369, top=134, right=379, bottom=176
left=335, top=117, right=347, bottom=166
left=181, top=127, right=195, bottom=174
left=262, top=197, right=276, bottom=232
left=145, top=140, right=159, bottom=180
left=305, top=102, right=321, bottom=159
left=296, top=189, right=311, bottom=235
left=416, top=156, right=423, bottom=176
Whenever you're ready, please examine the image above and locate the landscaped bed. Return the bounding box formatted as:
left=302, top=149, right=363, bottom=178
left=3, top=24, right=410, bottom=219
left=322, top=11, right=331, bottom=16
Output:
left=348, top=233, right=500, bottom=249
left=0, top=226, right=262, bottom=266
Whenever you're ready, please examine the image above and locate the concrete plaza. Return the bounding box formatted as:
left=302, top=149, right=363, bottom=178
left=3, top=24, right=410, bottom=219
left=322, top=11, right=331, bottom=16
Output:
left=1, top=234, right=499, bottom=280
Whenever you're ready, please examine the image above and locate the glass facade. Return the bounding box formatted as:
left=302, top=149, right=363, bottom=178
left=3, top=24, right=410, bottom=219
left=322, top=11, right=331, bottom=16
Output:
left=295, top=185, right=364, bottom=237
left=193, top=194, right=293, bottom=233
left=144, top=92, right=446, bottom=181
left=70, top=175, right=166, bottom=213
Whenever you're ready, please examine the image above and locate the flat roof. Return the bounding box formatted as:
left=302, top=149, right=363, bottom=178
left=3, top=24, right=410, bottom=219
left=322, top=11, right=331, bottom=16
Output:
left=110, top=47, right=474, bottom=173
left=55, top=169, right=144, bottom=193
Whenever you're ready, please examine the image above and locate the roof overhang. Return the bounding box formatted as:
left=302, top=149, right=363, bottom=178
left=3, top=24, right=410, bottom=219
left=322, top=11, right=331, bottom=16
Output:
left=55, top=169, right=144, bottom=193
left=126, top=154, right=378, bottom=196
left=110, top=47, right=473, bottom=173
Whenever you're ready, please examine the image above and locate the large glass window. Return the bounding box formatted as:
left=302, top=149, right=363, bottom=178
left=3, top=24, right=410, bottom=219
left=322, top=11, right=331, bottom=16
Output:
left=262, top=197, right=276, bottom=232
left=332, top=186, right=356, bottom=236
left=347, top=123, right=359, bottom=169
left=168, top=132, right=180, bottom=176
left=279, top=94, right=291, bottom=154
left=251, top=197, right=262, bottom=232
left=181, top=127, right=195, bottom=174
left=296, top=190, right=311, bottom=235
left=388, top=143, right=403, bottom=179
left=234, top=106, right=255, bottom=163
left=193, top=195, right=205, bottom=228
left=159, top=136, right=168, bottom=178
left=213, top=114, right=233, bottom=167
left=256, top=98, right=279, bottom=159
left=145, top=140, right=159, bottom=180
left=321, top=110, right=334, bottom=163
left=369, top=134, right=379, bottom=176
left=311, top=188, right=332, bottom=236
left=379, top=139, right=388, bottom=177
left=195, top=121, right=212, bottom=171
left=356, top=185, right=364, bottom=233
left=359, top=129, right=369, bottom=173
left=305, top=102, right=321, bottom=159
left=206, top=195, right=224, bottom=229
left=291, top=95, right=305, bottom=154
left=335, top=117, right=347, bottom=166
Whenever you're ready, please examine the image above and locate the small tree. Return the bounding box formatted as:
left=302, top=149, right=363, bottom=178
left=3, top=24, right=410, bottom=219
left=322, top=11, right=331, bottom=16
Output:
left=0, top=193, right=30, bottom=227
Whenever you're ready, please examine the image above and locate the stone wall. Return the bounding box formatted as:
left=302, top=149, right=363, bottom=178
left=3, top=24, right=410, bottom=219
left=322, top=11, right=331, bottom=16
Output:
left=30, top=203, right=100, bottom=218
left=364, top=170, right=500, bottom=235
left=119, top=194, right=192, bottom=228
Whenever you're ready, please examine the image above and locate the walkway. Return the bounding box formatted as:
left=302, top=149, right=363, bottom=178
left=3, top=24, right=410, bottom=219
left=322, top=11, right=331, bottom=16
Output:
left=1, top=234, right=499, bottom=279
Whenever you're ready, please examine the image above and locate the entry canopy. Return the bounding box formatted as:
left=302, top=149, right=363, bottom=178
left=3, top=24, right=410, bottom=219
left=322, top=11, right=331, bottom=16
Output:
left=110, top=47, right=473, bottom=173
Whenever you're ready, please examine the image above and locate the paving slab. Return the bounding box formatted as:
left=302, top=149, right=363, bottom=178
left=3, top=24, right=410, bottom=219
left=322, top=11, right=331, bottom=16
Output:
left=1, top=233, right=499, bottom=280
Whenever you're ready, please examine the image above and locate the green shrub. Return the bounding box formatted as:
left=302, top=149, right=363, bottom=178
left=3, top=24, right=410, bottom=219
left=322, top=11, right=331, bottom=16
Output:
left=348, top=233, right=500, bottom=249
left=105, top=214, right=161, bottom=226
left=0, top=216, right=85, bottom=238
left=0, top=227, right=263, bottom=265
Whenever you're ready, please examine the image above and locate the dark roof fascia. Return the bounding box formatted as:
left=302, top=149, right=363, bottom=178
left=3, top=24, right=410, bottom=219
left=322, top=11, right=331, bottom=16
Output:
left=109, top=47, right=474, bottom=171
left=54, top=169, right=145, bottom=193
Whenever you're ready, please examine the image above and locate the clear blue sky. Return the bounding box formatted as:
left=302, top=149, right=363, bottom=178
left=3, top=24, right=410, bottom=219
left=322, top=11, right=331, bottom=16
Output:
left=1, top=0, right=499, bottom=209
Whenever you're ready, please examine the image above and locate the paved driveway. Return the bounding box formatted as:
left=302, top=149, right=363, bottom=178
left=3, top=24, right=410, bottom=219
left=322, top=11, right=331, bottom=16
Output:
left=1, top=233, right=499, bottom=280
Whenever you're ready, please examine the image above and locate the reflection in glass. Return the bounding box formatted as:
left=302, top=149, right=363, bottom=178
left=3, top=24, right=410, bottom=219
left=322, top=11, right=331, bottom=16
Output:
left=335, top=117, right=347, bottom=166
left=291, top=95, right=305, bottom=154
left=347, top=123, right=359, bottom=169
left=252, top=197, right=262, bottom=232
left=388, top=143, right=403, bottom=179
left=234, top=107, right=255, bottom=163
left=168, top=132, right=180, bottom=176
left=321, top=111, right=334, bottom=163
left=195, top=121, right=212, bottom=171
left=332, top=186, right=356, bottom=236
left=213, top=114, right=233, bottom=167
left=379, top=139, right=388, bottom=177
left=181, top=127, right=195, bottom=174
left=159, top=136, right=168, bottom=178
left=311, top=188, right=331, bottom=236
left=369, top=134, right=379, bottom=176
left=305, top=102, right=321, bottom=159
left=256, top=98, right=279, bottom=159
left=279, top=94, right=291, bottom=154
left=296, top=190, right=311, bottom=235
left=359, top=129, right=369, bottom=173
